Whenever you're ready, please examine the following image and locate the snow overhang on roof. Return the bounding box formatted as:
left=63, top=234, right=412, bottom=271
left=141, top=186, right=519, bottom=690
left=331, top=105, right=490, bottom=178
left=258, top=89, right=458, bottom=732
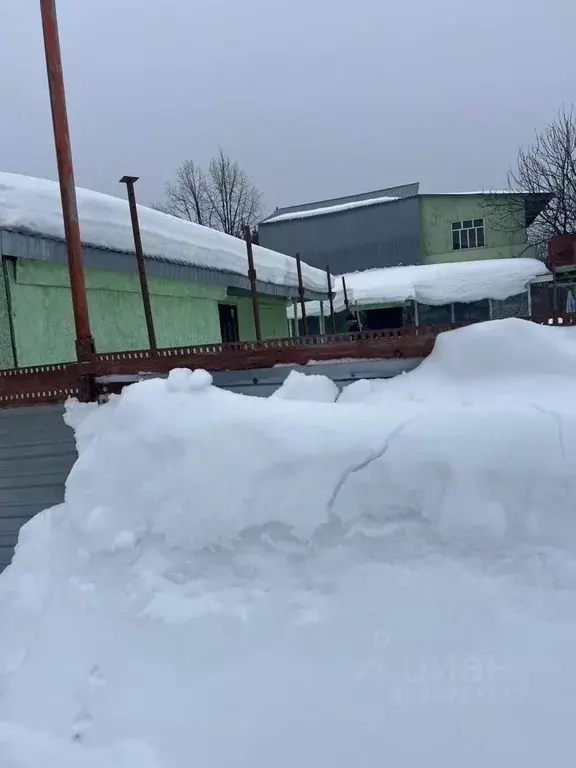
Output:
left=287, top=258, right=551, bottom=318
left=0, top=173, right=328, bottom=300
left=261, top=183, right=420, bottom=226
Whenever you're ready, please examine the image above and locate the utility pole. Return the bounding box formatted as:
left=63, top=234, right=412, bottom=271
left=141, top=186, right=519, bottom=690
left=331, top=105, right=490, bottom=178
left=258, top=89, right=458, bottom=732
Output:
left=39, top=0, right=94, bottom=361
left=120, top=176, right=157, bottom=349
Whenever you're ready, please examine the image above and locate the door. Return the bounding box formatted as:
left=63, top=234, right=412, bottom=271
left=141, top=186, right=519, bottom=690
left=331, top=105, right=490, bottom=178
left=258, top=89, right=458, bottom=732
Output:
left=218, top=303, right=240, bottom=343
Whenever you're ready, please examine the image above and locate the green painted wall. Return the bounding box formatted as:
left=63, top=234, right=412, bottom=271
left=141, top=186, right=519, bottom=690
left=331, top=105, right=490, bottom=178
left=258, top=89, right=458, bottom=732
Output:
left=237, top=296, right=290, bottom=342
left=6, top=260, right=288, bottom=367
left=0, top=259, right=15, bottom=369
left=420, top=195, right=533, bottom=264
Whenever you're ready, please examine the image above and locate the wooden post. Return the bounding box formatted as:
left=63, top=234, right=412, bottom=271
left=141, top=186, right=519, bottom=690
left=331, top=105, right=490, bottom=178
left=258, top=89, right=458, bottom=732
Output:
left=243, top=225, right=262, bottom=340
left=326, top=265, right=336, bottom=334
left=319, top=300, right=326, bottom=335
left=295, top=253, right=308, bottom=336
left=120, top=176, right=157, bottom=350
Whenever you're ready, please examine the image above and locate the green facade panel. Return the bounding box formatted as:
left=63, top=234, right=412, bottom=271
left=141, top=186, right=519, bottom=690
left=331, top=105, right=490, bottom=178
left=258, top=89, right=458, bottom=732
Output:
left=4, top=260, right=288, bottom=368
left=420, top=195, right=533, bottom=264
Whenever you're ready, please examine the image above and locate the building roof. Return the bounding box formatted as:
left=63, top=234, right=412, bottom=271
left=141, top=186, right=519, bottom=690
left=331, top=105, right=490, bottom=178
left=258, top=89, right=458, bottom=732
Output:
left=287, top=258, right=550, bottom=318
left=261, top=183, right=419, bottom=225
left=0, top=173, right=328, bottom=299
left=261, top=184, right=552, bottom=229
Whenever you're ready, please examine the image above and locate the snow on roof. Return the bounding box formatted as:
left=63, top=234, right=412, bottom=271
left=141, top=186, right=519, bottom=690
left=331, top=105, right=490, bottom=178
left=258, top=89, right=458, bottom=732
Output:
left=288, top=258, right=550, bottom=318
left=0, top=172, right=327, bottom=294
left=263, top=195, right=399, bottom=224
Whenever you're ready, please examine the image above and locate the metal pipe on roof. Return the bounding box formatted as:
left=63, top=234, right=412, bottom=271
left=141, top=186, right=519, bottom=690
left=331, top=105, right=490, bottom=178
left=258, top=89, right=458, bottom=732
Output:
left=295, top=253, right=308, bottom=336
left=39, top=0, right=94, bottom=362
left=120, top=176, right=157, bottom=350
left=243, top=226, right=262, bottom=341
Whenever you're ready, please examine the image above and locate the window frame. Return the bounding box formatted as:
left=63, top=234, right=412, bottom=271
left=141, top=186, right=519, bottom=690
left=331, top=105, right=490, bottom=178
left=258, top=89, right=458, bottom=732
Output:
left=451, top=218, right=486, bottom=251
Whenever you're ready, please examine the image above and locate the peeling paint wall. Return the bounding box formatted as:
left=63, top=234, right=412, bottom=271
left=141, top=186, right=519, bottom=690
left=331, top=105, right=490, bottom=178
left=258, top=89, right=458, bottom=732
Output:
left=5, top=260, right=288, bottom=367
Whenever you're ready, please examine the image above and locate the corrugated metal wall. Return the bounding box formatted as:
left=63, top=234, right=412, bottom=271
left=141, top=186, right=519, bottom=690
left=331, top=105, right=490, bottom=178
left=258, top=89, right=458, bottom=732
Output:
left=259, top=197, right=422, bottom=273
left=0, top=405, right=76, bottom=571
left=0, top=358, right=421, bottom=572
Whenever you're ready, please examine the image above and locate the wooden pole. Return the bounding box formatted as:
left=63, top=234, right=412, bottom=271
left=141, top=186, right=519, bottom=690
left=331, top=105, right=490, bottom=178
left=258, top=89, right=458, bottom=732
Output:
left=295, top=253, right=308, bottom=336
left=40, top=0, right=94, bottom=361
left=120, top=176, right=157, bottom=350
left=243, top=226, right=262, bottom=341
left=326, top=265, right=336, bottom=334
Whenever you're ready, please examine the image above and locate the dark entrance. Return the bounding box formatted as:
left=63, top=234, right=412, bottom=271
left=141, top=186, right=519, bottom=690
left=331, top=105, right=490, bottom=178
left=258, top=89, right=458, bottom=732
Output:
left=218, top=303, right=240, bottom=343
left=363, top=306, right=404, bottom=330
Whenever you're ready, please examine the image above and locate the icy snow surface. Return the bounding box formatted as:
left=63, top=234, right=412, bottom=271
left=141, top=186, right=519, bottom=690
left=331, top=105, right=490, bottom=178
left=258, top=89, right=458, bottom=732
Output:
left=271, top=369, right=339, bottom=402
left=0, top=172, right=326, bottom=293
left=263, top=195, right=399, bottom=223
left=1, top=319, right=576, bottom=767
left=288, top=257, right=550, bottom=317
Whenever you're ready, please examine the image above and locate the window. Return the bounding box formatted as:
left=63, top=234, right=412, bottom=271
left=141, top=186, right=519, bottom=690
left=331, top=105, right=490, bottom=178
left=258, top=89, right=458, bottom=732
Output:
left=452, top=218, right=485, bottom=250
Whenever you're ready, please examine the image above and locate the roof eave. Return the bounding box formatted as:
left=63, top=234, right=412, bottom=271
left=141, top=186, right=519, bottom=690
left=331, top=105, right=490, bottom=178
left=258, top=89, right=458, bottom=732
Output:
left=0, top=228, right=326, bottom=301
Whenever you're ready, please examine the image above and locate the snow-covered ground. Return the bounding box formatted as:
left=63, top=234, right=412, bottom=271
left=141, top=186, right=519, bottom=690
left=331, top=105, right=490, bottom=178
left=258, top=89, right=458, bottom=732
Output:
left=1, top=318, right=576, bottom=767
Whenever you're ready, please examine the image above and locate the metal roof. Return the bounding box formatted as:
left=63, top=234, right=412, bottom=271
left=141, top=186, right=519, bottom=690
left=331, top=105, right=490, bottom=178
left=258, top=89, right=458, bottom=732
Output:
left=0, top=230, right=327, bottom=301
left=261, top=183, right=420, bottom=224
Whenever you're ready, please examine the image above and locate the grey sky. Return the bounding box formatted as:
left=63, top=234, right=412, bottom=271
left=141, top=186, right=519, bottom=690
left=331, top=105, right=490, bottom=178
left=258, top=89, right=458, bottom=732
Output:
left=1, top=0, right=574, bottom=217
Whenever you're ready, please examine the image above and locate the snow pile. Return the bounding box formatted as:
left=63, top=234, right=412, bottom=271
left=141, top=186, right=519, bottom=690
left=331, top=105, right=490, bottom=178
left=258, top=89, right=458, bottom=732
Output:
left=288, top=257, right=550, bottom=317
left=0, top=319, right=576, bottom=767
left=271, top=369, right=339, bottom=402
left=263, top=195, right=399, bottom=224
left=0, top=723, right=161, bottom=768
left=0, top=172, right=326, bottom=293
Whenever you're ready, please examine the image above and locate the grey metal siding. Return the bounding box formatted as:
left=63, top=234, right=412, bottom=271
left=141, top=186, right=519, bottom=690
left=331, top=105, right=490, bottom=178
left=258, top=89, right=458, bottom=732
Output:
left=259, top=197, right=422, bottom=273
left=0, top=405, right=76, bottom=572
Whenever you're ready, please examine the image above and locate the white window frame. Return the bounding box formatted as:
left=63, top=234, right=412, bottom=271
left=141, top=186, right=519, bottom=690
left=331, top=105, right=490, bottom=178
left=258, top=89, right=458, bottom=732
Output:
left=452, top=218, right=485, bottom=251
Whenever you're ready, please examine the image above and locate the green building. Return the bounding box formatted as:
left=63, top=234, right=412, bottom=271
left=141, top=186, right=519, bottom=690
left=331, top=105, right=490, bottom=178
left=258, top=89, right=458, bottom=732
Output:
left=0, top=173, right=327, bottom=369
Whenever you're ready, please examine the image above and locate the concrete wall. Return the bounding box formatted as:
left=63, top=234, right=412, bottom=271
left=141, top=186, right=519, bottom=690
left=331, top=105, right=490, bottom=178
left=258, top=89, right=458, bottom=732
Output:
left=420, top=195, right=533, bottom=264
left=6, top=260, right=288, bottom=367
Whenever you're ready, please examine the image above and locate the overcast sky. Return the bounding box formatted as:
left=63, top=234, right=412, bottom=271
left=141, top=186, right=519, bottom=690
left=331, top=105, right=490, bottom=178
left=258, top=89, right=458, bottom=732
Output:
left=1, top=0, right=574, bottom=216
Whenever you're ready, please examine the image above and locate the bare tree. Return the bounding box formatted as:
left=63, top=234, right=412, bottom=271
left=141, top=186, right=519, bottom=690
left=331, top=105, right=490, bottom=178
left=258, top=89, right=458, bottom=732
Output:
left=155, top=149, right=262, bottom=238
left=486, top=107, right=576, bottom=256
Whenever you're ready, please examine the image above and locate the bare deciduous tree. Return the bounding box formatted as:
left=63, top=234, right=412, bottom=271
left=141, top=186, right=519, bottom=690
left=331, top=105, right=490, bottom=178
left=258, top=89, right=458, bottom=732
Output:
left=154, top=149, right=262, bottom=238
left=485, top=107, right=576, bottom=257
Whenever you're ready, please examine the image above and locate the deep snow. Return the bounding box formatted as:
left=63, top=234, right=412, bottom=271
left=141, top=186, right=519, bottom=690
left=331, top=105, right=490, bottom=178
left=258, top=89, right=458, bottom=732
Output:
left=0, top=318, right=576, bottom=767
left=0, top=172, right=326, bottom=293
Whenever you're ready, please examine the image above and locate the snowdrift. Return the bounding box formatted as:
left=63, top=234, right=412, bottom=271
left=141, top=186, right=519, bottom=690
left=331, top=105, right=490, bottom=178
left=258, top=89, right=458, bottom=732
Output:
left=1, top=319, right=576, bottom=767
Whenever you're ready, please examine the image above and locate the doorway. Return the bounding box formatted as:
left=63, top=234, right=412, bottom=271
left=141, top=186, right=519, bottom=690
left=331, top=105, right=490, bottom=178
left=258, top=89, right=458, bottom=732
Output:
left=363, top=306, right=404, bottom=330
left=218, top=303, right=240, bottom=343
